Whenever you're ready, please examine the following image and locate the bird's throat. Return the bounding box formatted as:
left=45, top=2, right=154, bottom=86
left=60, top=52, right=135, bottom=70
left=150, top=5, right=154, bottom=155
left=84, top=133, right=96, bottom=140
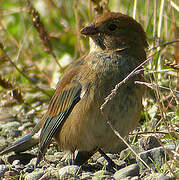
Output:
left=89, top=36, right=106, bottom=53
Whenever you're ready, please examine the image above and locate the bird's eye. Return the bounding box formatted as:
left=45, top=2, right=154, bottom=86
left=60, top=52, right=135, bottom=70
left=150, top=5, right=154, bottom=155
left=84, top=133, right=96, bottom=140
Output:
left=108, top=24, right=117, bottom=31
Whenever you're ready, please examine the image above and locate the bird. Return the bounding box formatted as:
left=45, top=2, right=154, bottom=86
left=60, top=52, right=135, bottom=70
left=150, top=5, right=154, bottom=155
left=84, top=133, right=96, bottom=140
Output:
left=0, top=12, right=148, bottom=167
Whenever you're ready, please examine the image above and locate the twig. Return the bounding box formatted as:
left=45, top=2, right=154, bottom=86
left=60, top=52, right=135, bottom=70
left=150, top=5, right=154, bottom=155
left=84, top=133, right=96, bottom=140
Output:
left=130, top=131, right=176, bottom=135
left=25, top=0, right=63, bottom=71
left=148, top=39, right=179, bottom=51
left=100, top=39, right=179, bottom=111
left=0, top=22, right=51, bottom=84
left=107, top=121, right=154, bottom=172
left=100, top=59, right=148, bottom=111
left=135, top=81, right=179, bottom=95
left=0, top=43, right=50, bottom=97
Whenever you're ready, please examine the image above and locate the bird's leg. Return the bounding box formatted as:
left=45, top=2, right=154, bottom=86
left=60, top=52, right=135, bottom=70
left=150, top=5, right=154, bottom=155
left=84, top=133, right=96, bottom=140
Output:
left=98, top=148, right=118, bottom=171
left=74, top=150, right=96, bottom=166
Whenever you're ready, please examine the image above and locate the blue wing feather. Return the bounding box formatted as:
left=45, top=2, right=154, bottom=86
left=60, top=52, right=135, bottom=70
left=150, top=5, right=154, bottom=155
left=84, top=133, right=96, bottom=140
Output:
left=36, top=83, right=82, bottom=165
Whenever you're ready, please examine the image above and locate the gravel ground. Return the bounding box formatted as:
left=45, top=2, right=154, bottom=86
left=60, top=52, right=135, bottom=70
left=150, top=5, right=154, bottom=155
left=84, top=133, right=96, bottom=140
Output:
left=0, top=110, right=178, bottom=180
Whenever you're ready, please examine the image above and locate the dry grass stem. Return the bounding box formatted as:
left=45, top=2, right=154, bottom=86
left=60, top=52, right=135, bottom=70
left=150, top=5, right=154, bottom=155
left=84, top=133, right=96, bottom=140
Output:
left=107, top=121, right=154, bottom=173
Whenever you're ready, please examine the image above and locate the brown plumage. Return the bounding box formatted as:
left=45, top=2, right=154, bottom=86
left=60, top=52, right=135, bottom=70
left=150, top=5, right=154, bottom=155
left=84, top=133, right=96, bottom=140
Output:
left=1, top=12, right=148, bottom=166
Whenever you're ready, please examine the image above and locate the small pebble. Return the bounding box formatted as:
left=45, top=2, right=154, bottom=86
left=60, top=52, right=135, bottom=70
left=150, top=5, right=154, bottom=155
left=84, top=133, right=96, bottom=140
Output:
left=12, top=160, right=21, bottom=166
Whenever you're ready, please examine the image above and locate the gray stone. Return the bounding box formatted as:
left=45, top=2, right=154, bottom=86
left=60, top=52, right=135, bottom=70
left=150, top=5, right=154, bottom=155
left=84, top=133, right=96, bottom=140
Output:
left=1, top=121, right=21, bottom=129
left=2, top=128, right=21, bottom=138
left=92, top=175, right=114, bottom=180
left=144, top=173, right=176, bottom=180
left=131, top=176, right=141, bottom=180
left=81, top=172, right=93, bottom=179
left=18, top=122, right=34, bottom=131
left=58, top=165, right=80, bottom=178
left=120, top=145, right=143, bottom=161
left=93, top=170, right=112, bottom=177
left=39, top=169, right=59, bottom=180
left=113, top=164, right=139, bottom=179
left=12, top=159, right=21, bottom=166
left=139, top=136, right=161, bottom=151
left=136, top=144, right=176, bottom=171
left=24, top=169, right=44, bottom=180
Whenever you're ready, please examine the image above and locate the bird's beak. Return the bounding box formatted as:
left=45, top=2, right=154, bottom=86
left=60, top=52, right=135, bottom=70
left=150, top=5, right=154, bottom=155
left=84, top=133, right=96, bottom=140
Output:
left=80, top=24, right=98, bottom=35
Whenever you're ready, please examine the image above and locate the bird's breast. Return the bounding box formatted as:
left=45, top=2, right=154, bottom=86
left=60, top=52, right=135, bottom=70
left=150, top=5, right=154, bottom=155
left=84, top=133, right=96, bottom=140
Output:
left=55, top=51, right=144, bottom=152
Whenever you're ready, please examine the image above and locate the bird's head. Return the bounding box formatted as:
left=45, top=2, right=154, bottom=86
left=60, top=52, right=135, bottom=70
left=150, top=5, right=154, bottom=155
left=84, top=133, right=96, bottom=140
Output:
left=81, top=12, right=148, bottom=52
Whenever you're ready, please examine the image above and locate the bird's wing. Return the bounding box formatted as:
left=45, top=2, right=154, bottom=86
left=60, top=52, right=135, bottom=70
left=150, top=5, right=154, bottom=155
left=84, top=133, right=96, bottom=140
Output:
left=36, top=73, right=83, bottom=165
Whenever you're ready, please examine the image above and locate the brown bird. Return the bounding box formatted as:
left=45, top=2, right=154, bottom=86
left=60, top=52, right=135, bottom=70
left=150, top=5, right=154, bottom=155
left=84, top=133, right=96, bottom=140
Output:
left=1, top=12, right=148, bottom=166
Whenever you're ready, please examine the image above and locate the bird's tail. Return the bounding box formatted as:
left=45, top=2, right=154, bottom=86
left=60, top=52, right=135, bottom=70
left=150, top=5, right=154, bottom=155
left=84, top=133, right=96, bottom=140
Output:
left=0, top=133, right=39, bottom=155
